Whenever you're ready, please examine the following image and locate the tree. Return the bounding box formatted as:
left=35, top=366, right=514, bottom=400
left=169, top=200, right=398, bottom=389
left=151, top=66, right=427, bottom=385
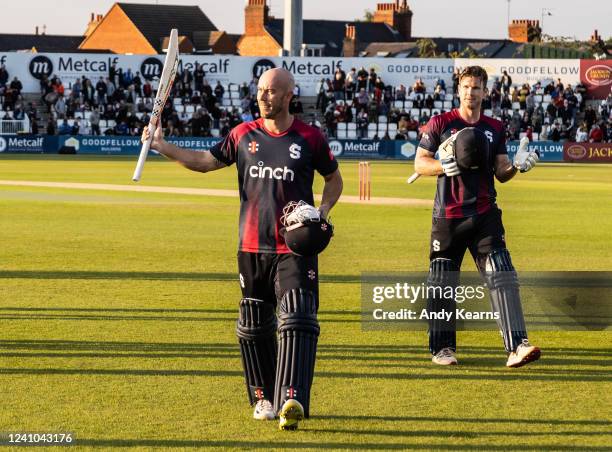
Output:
left=448, top=47, right=478, bottom=58
left=416, top=38, right=438, bottom=58
left=355, top=9, right=374, bottom=22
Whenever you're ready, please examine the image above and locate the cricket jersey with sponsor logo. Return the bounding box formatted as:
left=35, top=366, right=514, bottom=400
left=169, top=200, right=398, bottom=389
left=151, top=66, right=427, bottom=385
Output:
left=418, top=109, right=507, bottom=219
left=210, top=118, right=338, bottom=253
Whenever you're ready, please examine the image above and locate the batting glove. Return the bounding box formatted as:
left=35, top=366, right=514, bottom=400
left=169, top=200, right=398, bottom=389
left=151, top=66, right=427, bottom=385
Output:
left=441, top=158, right=461, bottom=177
left=513, top=137, right=539, bottom=173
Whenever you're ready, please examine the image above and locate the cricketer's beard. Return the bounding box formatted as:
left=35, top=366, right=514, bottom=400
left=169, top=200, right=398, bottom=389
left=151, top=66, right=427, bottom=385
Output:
left=259, top=101, right=283, bottom=119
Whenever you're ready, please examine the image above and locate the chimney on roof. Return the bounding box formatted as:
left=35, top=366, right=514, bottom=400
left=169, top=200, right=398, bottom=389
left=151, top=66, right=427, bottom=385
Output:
left=245, top=0, right=270, bottom=35
left=343, top=24, right=358, bottom=57
left=508, top=18, right=541, bottom=43
left=35, top=26, right=39, bottom=35
left=42, top=25, right=46, bottom=35
left=373, top=1, right=412, bottom=40
left=84, top=12, right=104, bottom=38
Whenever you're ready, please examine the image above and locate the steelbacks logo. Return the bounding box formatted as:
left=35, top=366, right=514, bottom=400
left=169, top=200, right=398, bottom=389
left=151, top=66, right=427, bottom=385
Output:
left=0, top=136, right=6, bottom=152
left=29, top=55, right=53, bottom=80
left=140, top=57, right=164, bottom=81
left=252, top=59, right=276, bottom=79
left=289, top=143, right=301, bottom=159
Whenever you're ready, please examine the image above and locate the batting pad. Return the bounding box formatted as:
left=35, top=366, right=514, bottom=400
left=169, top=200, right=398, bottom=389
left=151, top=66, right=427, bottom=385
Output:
left=236, top=298, right=277, bottom=405
left=427, top=258, right=460, bottom=354
left=274, top=288, right=320, bottom=418
left=482, top=249, right=528, bottom=352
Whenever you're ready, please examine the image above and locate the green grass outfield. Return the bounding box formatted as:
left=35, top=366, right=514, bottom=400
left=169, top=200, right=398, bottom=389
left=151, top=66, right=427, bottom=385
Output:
left=0, top=155, right=610, bottom=450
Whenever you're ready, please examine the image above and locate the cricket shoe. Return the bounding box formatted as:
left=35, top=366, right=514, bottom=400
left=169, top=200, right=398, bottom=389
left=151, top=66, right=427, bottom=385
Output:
left=432, top=347, right=458, bottom=365
left=506, top=339, right=541, bottom=368
left=253, top=399, right=275, bottom=421
left=278, top=399, right=304, bottom=431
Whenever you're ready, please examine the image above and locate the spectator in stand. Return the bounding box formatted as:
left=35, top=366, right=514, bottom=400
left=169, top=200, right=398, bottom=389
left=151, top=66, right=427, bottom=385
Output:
left=599, top=98, right=610, bottom=121
left=213, top=81, right=224, bottom=103
left=518, top=84, right=529, bottom=109
left=143, top=79, right=152, bottom=98
left=57, top=119, right=71, bottom=135
left=499, top=93, right=511, bottom=111
left=248, top=77, right=258, bottom=98
left=368, top=67, right=377, bottom=93
left=89, top=109, right=100, bottom=135
left=95, top=77, right=107, bottom=105
left=575, top=123, right=588, bottom=142
left=396, top=84, right=407, bottom=101
left=413, top=77, right=426, bottom=94
left=589, top=123, right=603, bottom=142
left=194, top=64, right=205, bottom=92
left=70, top=118, right=80, bottom=135
left=315, top=78, right=326, bottom=110
left=345, top=68, right=357, bottom=100
left=332, top=70, right=344, bottom=101
left=10, top=76, right=23, bottom=97
left=424, top=94, right=434, bottom=109
left=525, top=91, right=536, bottom=115
left=357, top=67, right=368, bottom=91
left=45, top=118, right=56, bottom=135
left=501, top=70, right=512, bottom=95
left=54, top=96, right=67, bottom=118
left=356, top=108, right=368, bottom=139
left=0, top=64, right=8, bottom=91
left=584, top=105, right=597, bottom=130
left=452, top=68, right=460, bottom=94
left=115, top=120, right=129, bottom=135
left=549, top=122, right=561, bottom=142
left=356, top=88, right=369, bottom=109
left=290, top=97, right=303, bottom=115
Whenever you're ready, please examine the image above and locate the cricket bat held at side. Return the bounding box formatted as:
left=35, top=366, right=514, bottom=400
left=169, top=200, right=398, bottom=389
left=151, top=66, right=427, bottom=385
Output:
left=132, top=28, right=179, bottom=182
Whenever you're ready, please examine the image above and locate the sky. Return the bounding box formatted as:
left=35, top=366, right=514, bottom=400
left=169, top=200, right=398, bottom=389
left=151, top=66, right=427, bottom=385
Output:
left=1, top=0, right=610, bottom=41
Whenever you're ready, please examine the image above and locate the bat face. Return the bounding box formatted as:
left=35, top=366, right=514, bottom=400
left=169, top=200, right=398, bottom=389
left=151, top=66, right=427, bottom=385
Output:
left=132, top=28, right=179, bottom=182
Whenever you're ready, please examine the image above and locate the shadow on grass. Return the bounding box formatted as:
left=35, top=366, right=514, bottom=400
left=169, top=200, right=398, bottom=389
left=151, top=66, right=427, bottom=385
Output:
left=0, top=364, right=608, bottom=382
left=72, top=438, right=606, bottom=450
left=306, top=427, right=611, bottom=438
left=0, top=270, right=361, bottom=284
left=0, top=340, right=609, bottom=369
left=317, top=415, right=611, bottom=426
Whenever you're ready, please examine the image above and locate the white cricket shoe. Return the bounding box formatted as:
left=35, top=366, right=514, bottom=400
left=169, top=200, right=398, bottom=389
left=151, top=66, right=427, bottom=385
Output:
left=506, top=339, right=541, bottom=368
left=432, top=347, right=458, bottom=365
left=278, top=399, right=304, bottom=431
left=253, top=399, right=275, bottom=421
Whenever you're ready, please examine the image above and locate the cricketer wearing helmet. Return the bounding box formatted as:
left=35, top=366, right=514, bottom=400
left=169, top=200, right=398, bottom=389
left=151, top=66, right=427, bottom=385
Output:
left=142, top=68, right=343, bottom=430
left=413, top=65, right=540, bottom=368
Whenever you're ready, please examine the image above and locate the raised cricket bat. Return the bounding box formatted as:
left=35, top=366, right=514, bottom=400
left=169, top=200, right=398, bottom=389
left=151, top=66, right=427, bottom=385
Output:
left=132, top=28, right=179, bottom=182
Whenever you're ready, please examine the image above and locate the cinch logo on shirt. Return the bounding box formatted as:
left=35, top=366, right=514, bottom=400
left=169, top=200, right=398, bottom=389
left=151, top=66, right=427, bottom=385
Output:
left=248, top=161, right=295, bottom=181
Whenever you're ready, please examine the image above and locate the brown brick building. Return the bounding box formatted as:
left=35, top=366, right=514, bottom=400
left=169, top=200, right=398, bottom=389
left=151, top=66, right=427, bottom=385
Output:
left=508, top=19, right=542, bottom=44
left=238, top=0, right=414, bottom=57
left=79, top=3, right=237, bottom=54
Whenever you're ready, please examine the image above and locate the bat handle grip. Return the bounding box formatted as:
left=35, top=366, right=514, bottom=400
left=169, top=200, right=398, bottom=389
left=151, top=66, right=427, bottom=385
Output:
left=132, top=123, right=155, bottom=182
left=407, top=172, right=420, bottom=184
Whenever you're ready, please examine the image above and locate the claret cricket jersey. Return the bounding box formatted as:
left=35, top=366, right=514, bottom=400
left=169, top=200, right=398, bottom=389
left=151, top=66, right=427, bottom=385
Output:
left=419, top=109, right=507, bottom=219
left=210, top=118, right=338, bottom=253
